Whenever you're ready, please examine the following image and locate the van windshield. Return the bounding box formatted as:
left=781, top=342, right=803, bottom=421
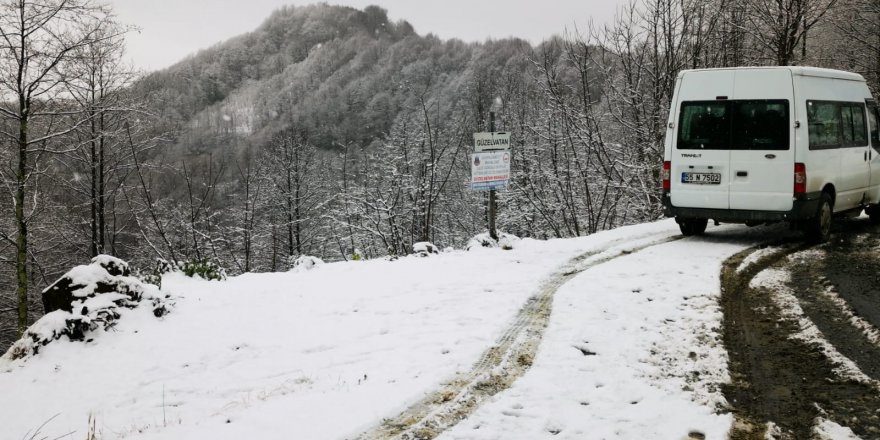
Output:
left=678, top=100, right=789, bottom=150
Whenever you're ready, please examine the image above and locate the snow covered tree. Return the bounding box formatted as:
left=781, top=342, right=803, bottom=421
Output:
left=60, top=20, right=138, bottom=259
left=825, top=0, right=880, bottom=94
left=263, top=129, right=325, bottom=259
left=744, top=0, right=838, bottom=65
left=0, top=0, right=119, bottom=336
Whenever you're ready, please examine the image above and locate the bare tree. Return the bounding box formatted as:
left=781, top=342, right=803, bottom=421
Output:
left=0, top=0, right=118, bottom=336
left=745, top=0, right=838, bottom=65
left=63, top=21, right=133, bottom=258
left=826, top=0, right=880, bottom=93
left=181, top=157, right=224, bottom=262
left=231, top=148, right=264, bottom=272
left=264, top=129, right=321, bottom=258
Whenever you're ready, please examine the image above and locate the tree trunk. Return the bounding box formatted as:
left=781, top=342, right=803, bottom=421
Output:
left=16, top=112, right=29, bottom=336
left=286, top=149, right=295, bottom=256
left=90, top=113, right=99, bottom=257
left=294, top=146, right=303, bottom=254
left=98, top=111, right=106, bottom=255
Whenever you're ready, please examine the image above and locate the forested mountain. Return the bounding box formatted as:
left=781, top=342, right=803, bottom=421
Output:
left=123, top=3, right=626, bottom=269
left=135, top=4, right=417, bottom=147
left=3, top=0, right=878, bottom=351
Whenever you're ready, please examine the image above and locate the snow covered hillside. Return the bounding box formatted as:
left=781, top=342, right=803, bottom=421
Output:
left=1, top=220, right=770, bottom=440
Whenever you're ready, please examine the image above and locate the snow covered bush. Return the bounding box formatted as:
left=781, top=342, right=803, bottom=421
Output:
left=137, top=258, right=226, bottom=286
left=180, top=259, right=227, bottom=281
left=2, top=255, right=174, bottom=362
left=155, top=258, right=178, bottom=275
left=290, top=255, right=325, bottom=272
left=351, top=248, right=364, bottom=261
left=134, top=258, right=178, bottom=288
left=412, top=242, right=439, bottom=256
left=466, top=232, right=520, bottom=251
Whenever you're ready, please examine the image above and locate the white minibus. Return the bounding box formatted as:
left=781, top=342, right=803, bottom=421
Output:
left=662, top=67, right=880, bottom=242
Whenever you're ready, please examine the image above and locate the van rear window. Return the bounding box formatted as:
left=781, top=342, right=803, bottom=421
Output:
left=678, top=100, right=789, bottom=150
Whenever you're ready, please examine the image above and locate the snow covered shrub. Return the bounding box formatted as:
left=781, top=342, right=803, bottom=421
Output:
left=351, top=249, right=363, bottom=261
left=136, top=269, right=161, bottom=288
left=134, top=258, right=179, bottom=288
left=290, top=255, right=325, bottom=272
left=466, top=232, right=520, bottom=251
left=155, top=258, right=179, bottom=275
left=3, top=256, right=174, bottom=362
left=180, top=259, right=227, bottom=281
left=412, top=242, right=440, bottom=256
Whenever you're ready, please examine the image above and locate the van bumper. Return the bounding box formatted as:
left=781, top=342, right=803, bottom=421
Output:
left=662, top=192, right=821, bottom=222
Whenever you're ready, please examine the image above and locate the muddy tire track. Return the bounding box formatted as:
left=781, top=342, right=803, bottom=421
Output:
left=353, top=234, right=681, bottom=440
left=788, top=243, right=880, bottom=381
left=814, top=226, right=880, bottom=340
left=721, top=233, right=880, bottom=440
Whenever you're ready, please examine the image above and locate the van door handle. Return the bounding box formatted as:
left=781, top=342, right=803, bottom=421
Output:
left=765, top=154, right=776, bottom=159
left=736, top=171, right=748, bottom=177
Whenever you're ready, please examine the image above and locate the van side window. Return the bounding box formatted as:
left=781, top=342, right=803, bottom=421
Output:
left=841, top=104, right=868, bottom=147
left=867, top=103, right=880, bottom=149
left=807, top=101, right=841, bottom=149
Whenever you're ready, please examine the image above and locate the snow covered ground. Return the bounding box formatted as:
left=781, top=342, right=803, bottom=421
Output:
left=1, top=220, right=766, bottom=440
left=438, top=229, right=753, bottom=440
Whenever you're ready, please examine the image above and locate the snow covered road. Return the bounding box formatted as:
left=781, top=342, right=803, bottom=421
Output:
left=437, top=229, right=759, bottom=440
left=1, top=220, right=799, bottom=440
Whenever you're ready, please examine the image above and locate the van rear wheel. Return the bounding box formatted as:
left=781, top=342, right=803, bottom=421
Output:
left=805, top=193, right=833, bottom=243
left=678, top=218, right=708, bottom=236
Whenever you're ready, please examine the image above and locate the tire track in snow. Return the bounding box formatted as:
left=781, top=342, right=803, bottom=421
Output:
left=722, top=237, right=880, bottom=440
left=353, top=233, right=682, bottom=440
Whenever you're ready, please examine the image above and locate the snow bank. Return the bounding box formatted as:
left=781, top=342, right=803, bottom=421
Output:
left=289, top=255, right=325, bottom=272
left=412, top=241, right=440, bottom=256
left=466, top=232, right=520, bottom=250
left=813, top=418, right=860, bottom=439
left=2, top=256, right=173, bottom=363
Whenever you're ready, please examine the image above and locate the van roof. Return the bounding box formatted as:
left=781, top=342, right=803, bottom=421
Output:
left=679, top=66, right=865, bottom=82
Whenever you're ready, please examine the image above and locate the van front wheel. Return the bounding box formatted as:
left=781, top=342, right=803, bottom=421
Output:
left=678, top=218, right=708, bottom=236
left=805, top=193, right=833, bottom=243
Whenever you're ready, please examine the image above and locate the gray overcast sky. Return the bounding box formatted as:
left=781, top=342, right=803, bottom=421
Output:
left=109, top=0, right=624, bottom=72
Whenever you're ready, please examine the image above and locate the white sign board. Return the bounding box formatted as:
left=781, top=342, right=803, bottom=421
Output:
left=471, top=151, right=511, bottom=191
left=474, top=132, right=511, bottom=152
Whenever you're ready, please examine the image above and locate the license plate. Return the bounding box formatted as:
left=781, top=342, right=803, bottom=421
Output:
left=682, top=172, right=721, bottom=184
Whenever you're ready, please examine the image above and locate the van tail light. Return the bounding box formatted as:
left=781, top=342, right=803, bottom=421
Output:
left=662, top=161, right=671, bottom=192
left=794, top=163, right=806, bottom=194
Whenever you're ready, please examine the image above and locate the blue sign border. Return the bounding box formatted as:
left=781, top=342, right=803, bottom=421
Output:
left=471, top=181, right=507, bottom=191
